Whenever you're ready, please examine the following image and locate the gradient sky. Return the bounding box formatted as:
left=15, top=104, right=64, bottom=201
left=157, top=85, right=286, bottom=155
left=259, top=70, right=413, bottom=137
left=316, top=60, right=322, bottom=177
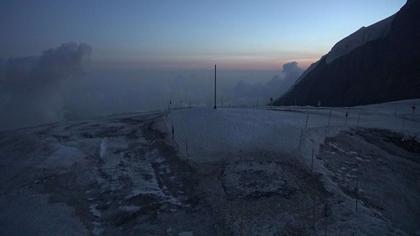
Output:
left=0, top=0, right=406, bottom=70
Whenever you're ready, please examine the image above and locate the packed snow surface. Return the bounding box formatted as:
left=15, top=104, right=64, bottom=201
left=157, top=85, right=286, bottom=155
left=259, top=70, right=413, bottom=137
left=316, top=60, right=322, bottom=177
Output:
left=168, top=99, right=420, bottom=163
left=0, top=99, right=419, bottom=235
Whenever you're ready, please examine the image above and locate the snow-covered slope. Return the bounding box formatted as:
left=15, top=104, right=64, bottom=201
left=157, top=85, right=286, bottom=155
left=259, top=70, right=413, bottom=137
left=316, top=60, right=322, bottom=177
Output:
left=168, top=99, right=420, bottom=163
left=1, top=99, right=419, bottom=235
left=167, top=99, right=420, bottom=235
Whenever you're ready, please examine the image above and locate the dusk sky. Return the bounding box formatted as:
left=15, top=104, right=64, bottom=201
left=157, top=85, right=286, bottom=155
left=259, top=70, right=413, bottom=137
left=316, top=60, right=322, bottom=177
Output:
left=0, top=0, right=406, bottom=70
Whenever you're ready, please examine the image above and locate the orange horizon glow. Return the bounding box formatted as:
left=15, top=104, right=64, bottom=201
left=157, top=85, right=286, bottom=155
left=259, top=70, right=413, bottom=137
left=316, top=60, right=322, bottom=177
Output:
left=92, top=53, right=321, bottom=71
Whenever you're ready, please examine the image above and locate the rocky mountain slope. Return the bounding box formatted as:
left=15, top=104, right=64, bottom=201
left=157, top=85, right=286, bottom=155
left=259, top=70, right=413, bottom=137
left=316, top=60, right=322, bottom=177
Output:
left=276, top=0, right=420, bottom=106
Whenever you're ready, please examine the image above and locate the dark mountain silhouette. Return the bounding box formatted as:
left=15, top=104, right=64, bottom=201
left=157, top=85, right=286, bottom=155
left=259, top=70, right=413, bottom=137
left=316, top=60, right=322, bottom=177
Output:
left=275, top=0, right=420, bottom=106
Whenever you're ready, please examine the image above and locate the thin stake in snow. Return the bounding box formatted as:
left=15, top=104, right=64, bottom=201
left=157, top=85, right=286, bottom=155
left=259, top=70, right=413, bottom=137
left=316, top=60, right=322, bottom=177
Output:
left=324, top=202, right=329, bottom=236
left=327, top=110, right=332, bottom=128
left=240, top=207, right=244, bottom=236
left=355, top=177, right=359, bottom=213
left=345, top=111, right=349, bottom=125
left=311, top=147, right=315, bottom=173
left=298, top=128, right=304, bottom=150
left=402, top=117, right=406, bottom=130
left=171, top=124, right=175, bottom=142
left=305, top=113, right=310, bottom=129
left=312, top=200, right=316, bottom=230
left=185, top=138, right=189, bottom=157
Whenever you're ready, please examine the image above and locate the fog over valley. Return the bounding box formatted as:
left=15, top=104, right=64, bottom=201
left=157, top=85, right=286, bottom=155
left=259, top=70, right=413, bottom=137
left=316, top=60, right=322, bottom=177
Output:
left=0, top=43, right=303, bottom=130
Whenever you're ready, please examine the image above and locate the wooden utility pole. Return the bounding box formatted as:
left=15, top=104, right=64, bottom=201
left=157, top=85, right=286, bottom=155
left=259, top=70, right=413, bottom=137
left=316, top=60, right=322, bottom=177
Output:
left=214, top=64, right=217, bottom=109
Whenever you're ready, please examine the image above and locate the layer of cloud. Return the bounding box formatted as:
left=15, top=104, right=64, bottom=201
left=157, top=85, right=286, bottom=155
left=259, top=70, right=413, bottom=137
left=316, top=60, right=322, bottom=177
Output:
left=0, top=43, right=303, bottom=130
left=0, top=42, right=91, bottom=130
left=230, top=62, right=304, bottom=105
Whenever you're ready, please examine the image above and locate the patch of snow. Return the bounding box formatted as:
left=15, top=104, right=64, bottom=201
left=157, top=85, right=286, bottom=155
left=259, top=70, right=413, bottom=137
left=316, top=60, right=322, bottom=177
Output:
left=167, top=99, right=420, bottom=177
left=42, top=144, right=84, bottom=169
left=120, top=205, right=141, bottom=212
left=178, top=231, right=194, bottom=236
left=99, top=138, right=107, bottom=159
left=89, top=204, right=101, bottom=218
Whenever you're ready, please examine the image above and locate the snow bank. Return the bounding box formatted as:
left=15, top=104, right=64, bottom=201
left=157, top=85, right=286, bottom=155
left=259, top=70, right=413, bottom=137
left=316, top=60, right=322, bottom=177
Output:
left=167, top=99, right=420, bottom=163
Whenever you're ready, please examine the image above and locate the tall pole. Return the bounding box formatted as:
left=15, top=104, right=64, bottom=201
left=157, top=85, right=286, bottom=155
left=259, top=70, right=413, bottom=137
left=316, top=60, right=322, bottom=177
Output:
left=214, top=64, right=217, bottom=109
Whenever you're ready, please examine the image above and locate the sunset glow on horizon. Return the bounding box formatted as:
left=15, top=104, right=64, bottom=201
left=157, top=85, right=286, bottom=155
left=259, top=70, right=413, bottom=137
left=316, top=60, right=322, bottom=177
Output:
left=1, top=0, right=406, bottom=70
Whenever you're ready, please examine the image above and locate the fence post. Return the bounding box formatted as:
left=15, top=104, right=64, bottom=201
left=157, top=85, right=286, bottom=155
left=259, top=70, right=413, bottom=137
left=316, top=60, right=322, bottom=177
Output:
left=327, top=110, right=332, bottom=128
left=298, top=128, right=304, bottom=150
left=185, top=138, right=189, bottom=157
left=312, top=199, right=316, bottom=230
left=402, top=117, right=406, bottom=130
left=324, top=202, right=328, bottom=236
left=355, top=177, right=359, bottom=213
left=171, top=123, right=175, bottom=142
left=305, top=113, right=310, bottom=129
left=345, top=112, right=349, bottom=125
left=311, top=146, right=315, bottom=173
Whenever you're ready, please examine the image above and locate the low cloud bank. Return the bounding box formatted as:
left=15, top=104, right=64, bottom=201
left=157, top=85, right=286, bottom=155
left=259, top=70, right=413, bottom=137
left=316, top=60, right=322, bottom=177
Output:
left=230, top=62, right=304, bottom=105
left=0, top=43, right=304, bottom=130
left=0, top=43, right=91, bottom=129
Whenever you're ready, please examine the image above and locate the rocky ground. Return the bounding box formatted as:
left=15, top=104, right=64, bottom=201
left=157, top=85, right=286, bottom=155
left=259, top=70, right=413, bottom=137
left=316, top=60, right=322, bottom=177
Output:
left=0, top=110, right=419, bottom=235
left=0, top=113, right=215, bottom=235
left=318, top=129, right=420, bottom=235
